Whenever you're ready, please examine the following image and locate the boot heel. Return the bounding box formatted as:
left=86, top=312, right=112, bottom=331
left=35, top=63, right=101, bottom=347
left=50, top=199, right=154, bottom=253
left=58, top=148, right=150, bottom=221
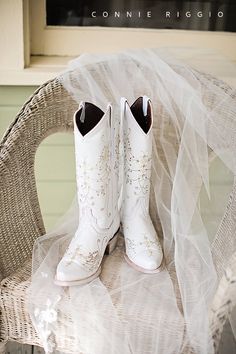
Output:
left=105, top=230, right=119, bottom=255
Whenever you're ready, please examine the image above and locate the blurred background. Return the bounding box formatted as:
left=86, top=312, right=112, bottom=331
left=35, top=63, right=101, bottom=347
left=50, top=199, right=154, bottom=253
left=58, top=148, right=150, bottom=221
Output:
left=0, top=0, right=236, bottom=353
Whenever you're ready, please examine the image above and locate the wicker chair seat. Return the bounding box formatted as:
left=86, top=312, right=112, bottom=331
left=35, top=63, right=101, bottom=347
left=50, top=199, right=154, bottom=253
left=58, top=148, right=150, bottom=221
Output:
left=0, top=261, right=41, bottom=347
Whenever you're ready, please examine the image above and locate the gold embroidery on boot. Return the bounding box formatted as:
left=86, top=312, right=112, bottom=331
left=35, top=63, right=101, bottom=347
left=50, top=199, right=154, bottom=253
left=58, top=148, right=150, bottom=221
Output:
left=124, top=128, right=151, bottom=196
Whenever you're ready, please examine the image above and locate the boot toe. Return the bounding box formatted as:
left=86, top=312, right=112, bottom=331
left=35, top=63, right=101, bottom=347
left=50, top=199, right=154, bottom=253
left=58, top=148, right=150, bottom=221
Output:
left=130, top=249, right=163, bottom=271
left=56, top=259, right=90, bottom=283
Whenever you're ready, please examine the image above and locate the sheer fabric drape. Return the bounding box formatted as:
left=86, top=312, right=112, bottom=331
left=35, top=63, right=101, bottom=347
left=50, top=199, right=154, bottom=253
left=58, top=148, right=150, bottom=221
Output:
left=27, top=48, right=236, bottom=354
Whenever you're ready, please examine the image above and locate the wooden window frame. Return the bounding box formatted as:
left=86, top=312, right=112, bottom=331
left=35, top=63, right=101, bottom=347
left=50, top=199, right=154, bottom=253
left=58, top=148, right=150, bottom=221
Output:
left=0, top=0, right=236, bottom=85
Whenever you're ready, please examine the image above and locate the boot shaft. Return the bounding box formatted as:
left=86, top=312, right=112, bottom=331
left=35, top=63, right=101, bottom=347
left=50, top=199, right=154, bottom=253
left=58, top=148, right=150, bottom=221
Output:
left=74, top=102, right=119, bottom=228
left=121, top=96, right=153, bottom=218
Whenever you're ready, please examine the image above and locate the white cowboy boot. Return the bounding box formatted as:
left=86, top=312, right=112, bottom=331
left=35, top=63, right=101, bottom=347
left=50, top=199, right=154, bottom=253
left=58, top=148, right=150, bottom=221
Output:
left=55, top=102, right=120, bottom=286
left=121, top=96, right=163, bottom=273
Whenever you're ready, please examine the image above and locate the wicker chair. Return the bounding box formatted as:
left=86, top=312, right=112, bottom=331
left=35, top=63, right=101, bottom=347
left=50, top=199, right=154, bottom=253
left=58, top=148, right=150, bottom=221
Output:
left=0, top=75, right=236, bottom=354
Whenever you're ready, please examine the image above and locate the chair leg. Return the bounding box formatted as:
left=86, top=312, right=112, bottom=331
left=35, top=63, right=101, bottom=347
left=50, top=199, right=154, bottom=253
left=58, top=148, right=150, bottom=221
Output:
left=0, top=342, right=7, bottom=354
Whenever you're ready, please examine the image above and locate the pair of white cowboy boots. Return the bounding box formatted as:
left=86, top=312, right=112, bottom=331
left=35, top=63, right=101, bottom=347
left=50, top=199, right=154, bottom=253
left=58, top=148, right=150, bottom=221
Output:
left=55, top=97, right=163, bottom=286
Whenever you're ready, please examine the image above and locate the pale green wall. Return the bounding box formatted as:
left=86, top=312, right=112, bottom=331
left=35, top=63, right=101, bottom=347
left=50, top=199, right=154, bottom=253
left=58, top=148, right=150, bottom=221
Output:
left=0, top=86, right=234, bottom=237
left=0, top=86, right=76, bottom=232
left=36, top=133, right=76, bottom=230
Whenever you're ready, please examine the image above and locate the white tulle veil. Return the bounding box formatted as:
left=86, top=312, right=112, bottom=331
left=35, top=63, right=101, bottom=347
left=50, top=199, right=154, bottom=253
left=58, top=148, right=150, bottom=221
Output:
left=26, top=48, right=236, bottom=354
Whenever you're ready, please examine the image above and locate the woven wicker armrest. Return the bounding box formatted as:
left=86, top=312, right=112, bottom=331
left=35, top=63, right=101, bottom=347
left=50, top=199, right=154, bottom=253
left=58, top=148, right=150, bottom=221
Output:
left=209, top=177, right=236, bottom=349
left=0, top=78, right=77, bottom=281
